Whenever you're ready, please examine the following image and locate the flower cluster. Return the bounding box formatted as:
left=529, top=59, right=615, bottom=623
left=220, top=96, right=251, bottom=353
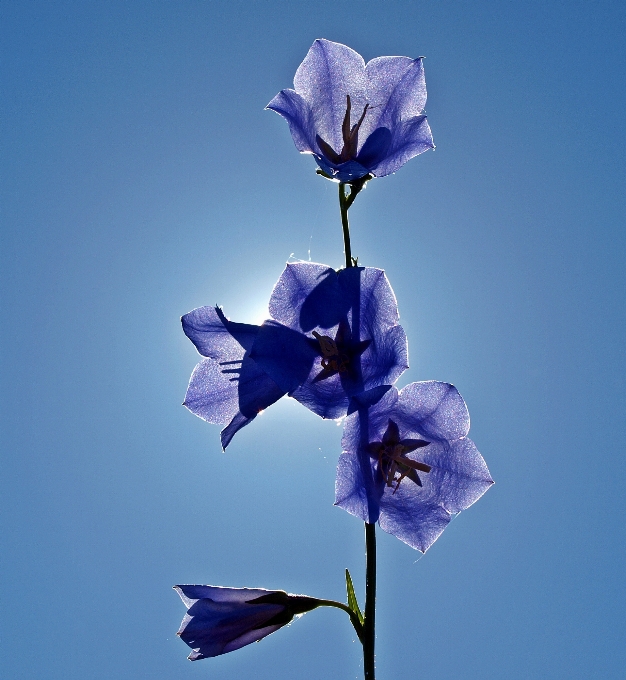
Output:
left=183, top=261, right=492, bottom=551
left=176, top=38, right=493, bottom=665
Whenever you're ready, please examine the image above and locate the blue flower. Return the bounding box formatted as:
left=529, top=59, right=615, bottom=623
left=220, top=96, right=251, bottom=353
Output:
left=182, top=305, right=286, bottom=449
left=267, top=39, right=435, bottom=182
left=174, top=585, right=319, bottom=660
left=250, top=262, right=408, bottom=419
left=335, top=382, right=494, bottom=552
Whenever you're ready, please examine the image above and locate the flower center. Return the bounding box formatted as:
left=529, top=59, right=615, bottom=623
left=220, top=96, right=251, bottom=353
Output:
left=368, top=420, right=431, bottom=493
left=316, top=95, right=370, bottom=165
left=312, top=331, right=350, bottom=373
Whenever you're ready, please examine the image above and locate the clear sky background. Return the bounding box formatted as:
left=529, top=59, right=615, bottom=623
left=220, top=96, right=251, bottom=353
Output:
left=2, top=1, right=625, bottom=678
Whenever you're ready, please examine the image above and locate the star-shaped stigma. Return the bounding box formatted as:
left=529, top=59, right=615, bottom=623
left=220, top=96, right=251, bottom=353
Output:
left=310, top=320, right=371, bottom=383
left=368, top=419, right=431, bottom=493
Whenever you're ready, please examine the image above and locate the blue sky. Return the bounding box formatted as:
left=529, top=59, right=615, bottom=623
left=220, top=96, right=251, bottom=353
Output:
left=1, top=1, right=625, bottom=678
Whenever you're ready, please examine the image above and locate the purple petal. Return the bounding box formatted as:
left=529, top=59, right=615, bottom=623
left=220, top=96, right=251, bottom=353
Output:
left=269, top=263, right=401, bottom=333
left=221, top=624, right=283, bottom=655
left=184, top=358, right=240, bottom=425
left=266, top=263, right=406, bottom=419
left=349, top=266, right=401, bottom=330
left=355, top=127, right=392, bottom=170
left=249, top=320, right=317, bottom=393
left=343, top=386, right=401, bottom=444
left=175, top=596, right=283, bottom=659
left=346, top=385, right=392, bottom=415
left=335, top=322, right=407, bottom=405
left=291, top=373, right=349, bottom=419
left=184, top=354, right=285, bottom=450
left=378, top=492, right=452, bottom=552
left=421, top=437, right=494, bottom=513
left=288, top=321, right=406, bottom=419
left=360, top=322, right=408, bottom=388
left=335, top=450, right=382, bottom=524
left=397, top=381, right=470, bottom=440
left=269, top=262, right=346, bottom=332
left=363, top=57, right=427, bottom=136
left=293, top=39, right=367, bottom=154
left=314, top=155, right=371, bottom=182
left=367, top=115, right=434, bottom=177
left=175, top=585, right=272, bottom=608
left=220, top=412, right=251, bottom=450
left=266, top=89, right=317, bottom=154
left=182, top=306, right=259, bottom=359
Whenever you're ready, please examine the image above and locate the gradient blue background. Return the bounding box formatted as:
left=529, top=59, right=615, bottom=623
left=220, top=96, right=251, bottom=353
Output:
left=2, top=1, right=625, bottom=678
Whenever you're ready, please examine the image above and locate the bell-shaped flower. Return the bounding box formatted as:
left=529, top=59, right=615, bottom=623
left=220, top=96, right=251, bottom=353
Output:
left=182, top=305, right=286, bottom=449
left=250, top=261, right=408, bottom=419
left=267, top=38, right=434, bottom=182
left=174, top=585, right=319, bottom=660
left=335, top=381, right=494, bottom=552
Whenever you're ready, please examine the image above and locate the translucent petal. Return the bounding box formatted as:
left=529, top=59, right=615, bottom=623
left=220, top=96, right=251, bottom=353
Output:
left=269, top=262, right=347, bottom=332
left=421, top=437, right=494, bottom=513
left=183, top=358, right=240, bottom=425
left=291, top=372, right=349, bottom=419
left=293, top=39, right=367, bottom=154
left=398, top=381, right=471, bottom=440
left=221, top=624, right=283, bottom=655
left=355, top=127, right=392, bottom=170
left=269, top=263, right=400, bottom=333
left=182, top=305, right=258, bottom=359
left=363, top=57, right=427, bottom=137
left=266, top=89, right=317, bottom=154
left=182, top=306, right=286, bottom=448
left=335, top=450, right=382, bottom=524
left=378, top=493, right=451, bottom=552
left=368, top=115, right=434, bottom=177
left=175, top=585, right=272, bottom=609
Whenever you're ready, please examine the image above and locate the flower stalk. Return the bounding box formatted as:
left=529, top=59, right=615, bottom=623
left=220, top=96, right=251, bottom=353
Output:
left=363, top=522, right=377, bottom=680
left=339, top=176, right=371, bottom=269
left=339, top=179, right=377, bottom=677
left=339, top=182, right=353, bottom=269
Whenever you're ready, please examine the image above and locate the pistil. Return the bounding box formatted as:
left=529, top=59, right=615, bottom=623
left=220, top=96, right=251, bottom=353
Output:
left=368, top=420, right=431, bottom=493
left=316, top=95, right=370, bottom=165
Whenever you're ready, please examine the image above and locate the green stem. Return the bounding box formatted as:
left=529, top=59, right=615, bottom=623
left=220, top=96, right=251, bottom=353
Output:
left=363, top=522, right=377, bottom=680
left=339, top=182, right=352, bottom=268
left=316, top=599, right=364, bottom=643
left=337, top=176, right=376, bottom=677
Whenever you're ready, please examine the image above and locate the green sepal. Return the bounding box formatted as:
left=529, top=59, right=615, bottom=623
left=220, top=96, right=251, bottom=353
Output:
left=315, top=168, right=334, bottom=180
left=345, top=568, right=364, bottom=626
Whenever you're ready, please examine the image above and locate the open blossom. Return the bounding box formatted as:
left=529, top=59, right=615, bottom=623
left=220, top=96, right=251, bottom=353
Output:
left=250, top=261, right=408, bottom=419
left=267, top=38, right=434, bottom=182
left=335, top=381, right=493, bottom=552
left=182, top=305, right=286, bottom=449
left=182, top=262, right=407, bottom=443
left=174, top=585, right=319, bottom=660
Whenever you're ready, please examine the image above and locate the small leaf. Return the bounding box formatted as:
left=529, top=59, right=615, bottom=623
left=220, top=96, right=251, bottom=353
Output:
left=345, top=568, right=364, bottom=626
